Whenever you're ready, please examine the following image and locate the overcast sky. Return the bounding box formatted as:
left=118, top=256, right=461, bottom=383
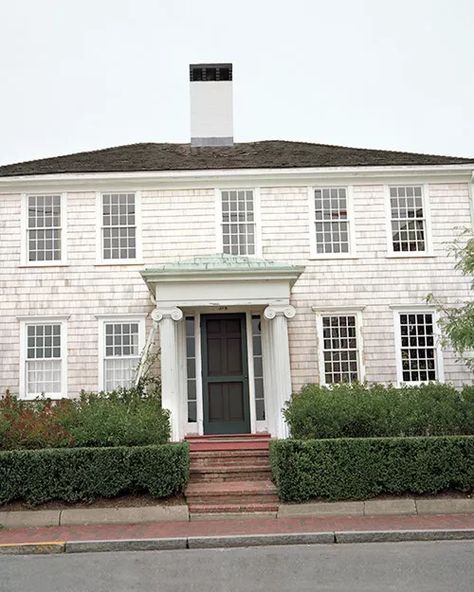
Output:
left=0, top=0, right=473, bottom=166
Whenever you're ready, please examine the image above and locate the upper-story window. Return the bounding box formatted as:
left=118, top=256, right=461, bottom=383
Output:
left=311, top=187, right=351, bottom=256
left=389, top=186, right=427, bottom=253
left=26, top=194, right=63, bottom=263
left=221, top=190, right=256, bottom=255
left=101, top=193, right=137, bottom=261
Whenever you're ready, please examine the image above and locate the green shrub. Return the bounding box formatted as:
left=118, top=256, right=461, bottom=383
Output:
left=0, top=443, right=189, bottom=505
left=0, top=383, right=170, bottom=450
left=270, top=436, right=474, bottom=502
left=284, top=383, right=474, bottom=439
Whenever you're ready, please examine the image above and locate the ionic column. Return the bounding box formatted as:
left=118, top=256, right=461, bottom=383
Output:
left=152, top=306, right=184, bottom=442
left=263, top=304, right=296, bottom=439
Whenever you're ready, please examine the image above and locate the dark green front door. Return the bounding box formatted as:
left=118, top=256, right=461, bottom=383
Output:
left=201, top=314, right=250, bottom=435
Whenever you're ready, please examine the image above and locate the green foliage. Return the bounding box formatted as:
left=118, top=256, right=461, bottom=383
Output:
left=0, top=443, right=189, bottom=505
left=427, top=229, right=474, bottom=369
left=0, top=382, right=170, bottom=450
left=284, top=383, right=474, bottom=440
left=270, top=436, right=474, bottom=502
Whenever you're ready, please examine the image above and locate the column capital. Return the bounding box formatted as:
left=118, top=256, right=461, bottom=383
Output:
left=263, top=304, right=296, bottom=320
left=151, top=306, right=184, bottom=323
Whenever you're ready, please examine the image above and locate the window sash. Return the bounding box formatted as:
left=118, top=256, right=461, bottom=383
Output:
left=27, top=195, right=62, bottom=262
left=252, top=314, right=265, bottom=421
left=24, top=322, right=63, bottom=396
left=320, top=314, right=360, bottom=384
left=398, top=312, right=438, bottom=383
left=185, top=316, right=197, bottom=422
left=389, top=186, right=426, bottom=253
left=221, top=190, right=256, bottom=256
left=102, top=321, right=140, bottom=391
left=313, top=187, right=350, bottom=255
left=101, top=193, right=137, bottom=260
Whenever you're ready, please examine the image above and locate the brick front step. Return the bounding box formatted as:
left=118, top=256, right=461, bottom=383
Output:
left=188, top=503, right=280, bottom=514
left=185, top=480, right=278, bottom=506
left=186, top=433, right=270, bottom=441
left=190, top=450, right=271, bottom=467
left=190, top=465, right=272, bottom=482
left=188, top=440, right=270, bottom=452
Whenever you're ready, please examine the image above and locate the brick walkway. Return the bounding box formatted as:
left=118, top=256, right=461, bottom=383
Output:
left=1, top=513, right=473, bottom=546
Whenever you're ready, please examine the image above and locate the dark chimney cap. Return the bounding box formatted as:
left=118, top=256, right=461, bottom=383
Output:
left=190, top=63, right=232, bottom=82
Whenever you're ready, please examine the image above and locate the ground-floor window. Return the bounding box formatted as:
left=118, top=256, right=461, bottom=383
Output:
left=317, top=312, right=362, bottom=385
left=20, top=318, right=67, bottom=398
left=100, top=318, right=144, bottom=391
left=396, top=311, right=439, bottom=383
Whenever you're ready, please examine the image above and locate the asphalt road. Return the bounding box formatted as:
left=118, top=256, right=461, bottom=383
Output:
left=1, top=541, right=473, bottom=592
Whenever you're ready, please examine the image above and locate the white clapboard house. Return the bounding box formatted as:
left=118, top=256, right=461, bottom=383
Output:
left=1, top=63, right=473, bottom=441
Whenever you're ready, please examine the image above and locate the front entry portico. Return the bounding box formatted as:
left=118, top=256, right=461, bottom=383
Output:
left=140, top=255, right=304, bottom=441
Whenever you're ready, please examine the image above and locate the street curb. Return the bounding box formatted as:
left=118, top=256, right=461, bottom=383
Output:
left=335, top=529, right=474, bottom=544
left=187, top=532, right=335, bottom=548
left=65, top=537, right=187, bottom=553
left=0, top=542, right=65, bottom=555
left=1, top=529, right=474, bottom=555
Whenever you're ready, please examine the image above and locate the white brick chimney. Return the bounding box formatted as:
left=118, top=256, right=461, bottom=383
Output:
left=190, top=63, right=233, bottom=147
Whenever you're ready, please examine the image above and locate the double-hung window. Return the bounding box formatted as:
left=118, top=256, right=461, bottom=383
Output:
left=21, top=319, right=67, bottom=398
left=220, top=190, right=256, bottom=255
left=389, top=186, right=427, bottom=253
left=26, top=194, right=63, bottom=263
left=312, top=187, right=351, bottom=256
left=100, top=319, right=144, bottom=391
left=395, top=310, right=442, bottom=383
left=317, top=313, right=362, bottom=384
left=101, top=193, right=137, bottom=261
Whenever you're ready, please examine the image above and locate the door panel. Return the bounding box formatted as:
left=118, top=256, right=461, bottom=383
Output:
left=202, top=314, right=250, bottom=434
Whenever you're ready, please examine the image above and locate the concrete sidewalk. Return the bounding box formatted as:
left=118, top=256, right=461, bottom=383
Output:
left=1, top=512, right=474, bottom=554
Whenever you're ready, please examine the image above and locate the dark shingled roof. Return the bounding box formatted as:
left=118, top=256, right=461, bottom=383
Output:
left=0, top=141, right=473, bottom=177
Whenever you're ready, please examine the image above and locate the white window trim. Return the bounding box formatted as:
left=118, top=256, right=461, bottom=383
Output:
left=19, top=316, right=68, bottom=400
left=384, top=184, right=434, bottom=258
left=391, top=305, right=444, bottom=386
left=315, top=309, right=365, bottom=386
left=215, top=188, right=262, bottom=257
left=95, top=191, right=143, bottom=265
left=97, top=315, right=146, bottom=391
left=20, top=193, right=68, bottom=267
left=308, top=185, right=357, bottom=260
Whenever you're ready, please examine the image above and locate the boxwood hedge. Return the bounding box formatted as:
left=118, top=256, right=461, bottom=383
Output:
left=284, top=383, right=474, bottom=439
left=0, top=443, right=189, bottom=505
left=270, top=436, right=474, bottom=502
